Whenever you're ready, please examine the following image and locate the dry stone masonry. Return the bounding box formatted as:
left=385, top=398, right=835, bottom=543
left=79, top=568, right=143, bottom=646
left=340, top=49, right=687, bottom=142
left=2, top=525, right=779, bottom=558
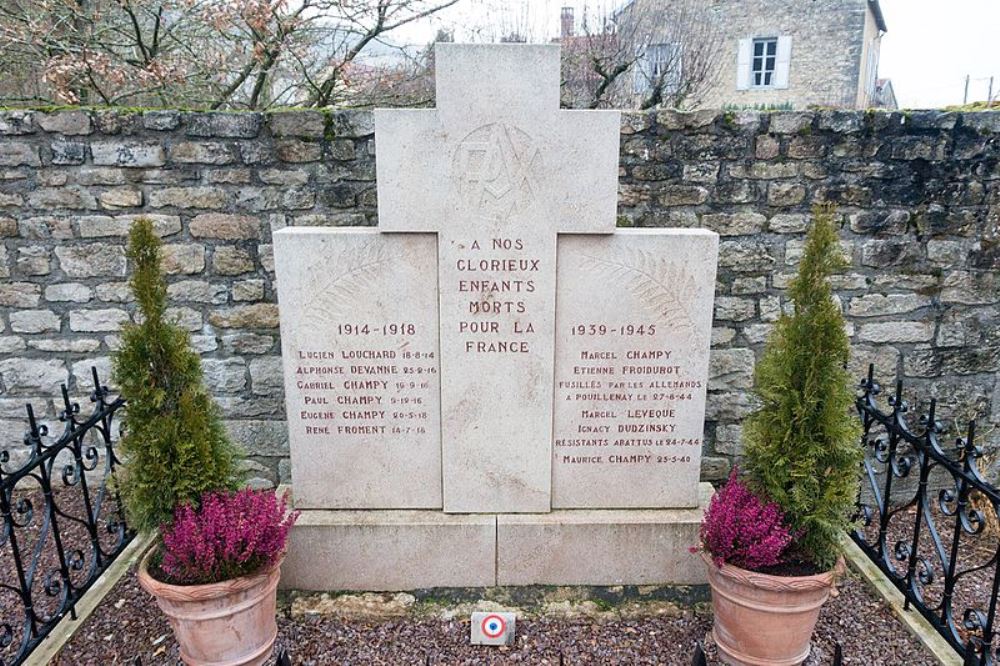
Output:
left=0, top=102, right=998, bottom=491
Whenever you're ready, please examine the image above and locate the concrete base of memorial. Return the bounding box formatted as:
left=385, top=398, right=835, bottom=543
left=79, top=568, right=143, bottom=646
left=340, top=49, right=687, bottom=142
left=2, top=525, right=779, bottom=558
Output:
left=279, top=483, right=713, bottom=591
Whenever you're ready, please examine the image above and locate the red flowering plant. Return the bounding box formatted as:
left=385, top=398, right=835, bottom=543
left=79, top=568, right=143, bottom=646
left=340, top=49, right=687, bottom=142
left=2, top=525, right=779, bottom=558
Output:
left=698, top=468, right=795, bottom=571
left=157, top=488, right=299, bottom=585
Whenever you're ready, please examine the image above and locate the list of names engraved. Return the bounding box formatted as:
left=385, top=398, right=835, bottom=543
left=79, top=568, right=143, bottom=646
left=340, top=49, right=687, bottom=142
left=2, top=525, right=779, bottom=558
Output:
left=552, top=231, right=718, bottom=509
left=275, top=230, right=443, bottom=510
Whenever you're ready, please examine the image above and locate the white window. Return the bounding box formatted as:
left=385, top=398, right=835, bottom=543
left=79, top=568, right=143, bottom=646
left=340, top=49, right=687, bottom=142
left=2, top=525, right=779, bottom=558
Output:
left=635, top=42, right=682, bottom=95
left=737, top=36, right=792, bottom=91
left=752, top=38, right=778, bottom=87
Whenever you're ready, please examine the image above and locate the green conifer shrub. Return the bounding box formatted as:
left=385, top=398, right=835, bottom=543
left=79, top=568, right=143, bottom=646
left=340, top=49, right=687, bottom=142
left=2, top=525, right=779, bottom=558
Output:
left=113, top=218, right=241, bottom=533
left=742, top=204, right=862, bottom=571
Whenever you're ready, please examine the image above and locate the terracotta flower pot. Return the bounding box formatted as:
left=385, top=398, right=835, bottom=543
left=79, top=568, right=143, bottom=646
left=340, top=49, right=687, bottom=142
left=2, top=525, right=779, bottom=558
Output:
left=702, top=552, right=841, bottom=666
left=137, top=550, right=281, bottom=666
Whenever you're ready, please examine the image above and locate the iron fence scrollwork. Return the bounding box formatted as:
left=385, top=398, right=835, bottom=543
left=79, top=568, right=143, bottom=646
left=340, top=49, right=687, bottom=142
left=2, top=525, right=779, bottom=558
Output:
left=0, top=367, right=132, bottom=666
left=853, top=363, right=997, bottom=665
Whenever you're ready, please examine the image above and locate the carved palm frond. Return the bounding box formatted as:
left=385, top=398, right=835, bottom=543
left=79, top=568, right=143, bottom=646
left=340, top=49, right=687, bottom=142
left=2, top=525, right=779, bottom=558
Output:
left=579, top=248, right=701, bottom=342
left=307, top=240, right=390, bottom=325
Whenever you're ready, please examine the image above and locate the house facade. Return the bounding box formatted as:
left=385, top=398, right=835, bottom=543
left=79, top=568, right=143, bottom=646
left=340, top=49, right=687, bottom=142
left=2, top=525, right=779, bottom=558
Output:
left=623, top=0, right=893, bottom=110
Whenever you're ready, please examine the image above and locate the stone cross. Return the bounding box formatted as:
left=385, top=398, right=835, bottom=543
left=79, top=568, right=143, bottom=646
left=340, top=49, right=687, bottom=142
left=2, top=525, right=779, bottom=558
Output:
left=375, top=44, right=621, bottom=513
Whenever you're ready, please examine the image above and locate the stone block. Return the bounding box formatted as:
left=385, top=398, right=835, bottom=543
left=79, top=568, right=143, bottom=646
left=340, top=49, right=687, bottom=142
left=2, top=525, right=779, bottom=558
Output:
left=169, top=141, right=235, bottom=165
left=38, top=110, right=92, bottom=135
left=149, top=187, right=228, bottom=209
left=268, top=111, right=326, bottom=138
left=190, top=213, right=260, bottom=240
left=276, top=139, right=322, bottom=163
left=28, top=186, right=97, bottom=210
left=848, top=294, right=932, bottom=317
left=0, top=110, right=36, bottom=135
left=167, top=280, right=227, bottom=304
left=258, top=169, right=310, bottom=186
left=51, top=140, right=87, bottom=165
left=19, top=216, right=73, bottom=239
left=91, top=142, right=166, bottom=167
left=0, top=142, right=40, bottom=167
left=10, top=310, right=60, bottom=334
left=78, top=214, right=181, bottom=238
left=0, top=283, right=41, bottom=307
left=69, top=309, right=130, bottom=332
left=858, top=322, right=935, bottom=343
left=161, top=244, right=206, bottom=275
left=768, top=112, right=813, bottom=134
left=0, top=358, right=68, bottom=395
left=28, top=338, right=101, bottom=353
left=714, top=296, right=756, bottom=322
left=280, top=510, right=497, bottom=591
left=16, top=247, right=51, bottom=276
left=186, top=112, right=262, bottom=138
left=699, top=213, right=765, bottom=236
left=709, top=348, right=755, bottom=390
left=166, top=306, right=202, bottom=331
left=45, top=283, right=92, bottom=303
left=210, top=304, right=280, bottom=329
left=98, top=189, right=143, bottom=209
left=203, top=358, right=247, bottom=393
left=142, top=111, right=181, bottom=131
left=222, top=333, right=274, bottom=355
left=767, top=182, right=806, bottom=207
left=658, top=185, right=709, bottom=206
left=95, top=282, right=132, bottom=303
left=249, top=357, right=284, bottom=396
left=232, top=279, right=265, bottom=302
left=55, top=244, right=127, bottom=277
left=212, top=246, right=255, bottom=275
left=496, top=484, right=712, bottom=586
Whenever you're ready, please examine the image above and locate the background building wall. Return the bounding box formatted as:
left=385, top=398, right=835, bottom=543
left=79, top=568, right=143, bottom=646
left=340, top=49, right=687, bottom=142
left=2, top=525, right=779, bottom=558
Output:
left=685, top=0, right=872, bottom=109
left=0, top=107, right=996, bottom=487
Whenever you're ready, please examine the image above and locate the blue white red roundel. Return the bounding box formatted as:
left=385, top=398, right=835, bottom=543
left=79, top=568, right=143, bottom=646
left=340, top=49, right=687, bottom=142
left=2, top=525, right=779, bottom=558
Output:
left=481, top=614, right=506, bottom=639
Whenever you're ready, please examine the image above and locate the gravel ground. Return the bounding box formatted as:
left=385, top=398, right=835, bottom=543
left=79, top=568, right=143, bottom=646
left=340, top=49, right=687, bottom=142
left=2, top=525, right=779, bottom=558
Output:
left=1, top=483, right=129, bottom=664
left=866, top=501, right=1000, bottom=647
left=54, top=566, right=937, bottom=665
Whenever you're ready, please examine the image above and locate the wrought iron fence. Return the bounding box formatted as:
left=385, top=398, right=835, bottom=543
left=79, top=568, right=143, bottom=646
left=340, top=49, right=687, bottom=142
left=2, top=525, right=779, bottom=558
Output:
left=853, top=364, right=996, bottom=665
left=0, top=368, right=132, bottom=666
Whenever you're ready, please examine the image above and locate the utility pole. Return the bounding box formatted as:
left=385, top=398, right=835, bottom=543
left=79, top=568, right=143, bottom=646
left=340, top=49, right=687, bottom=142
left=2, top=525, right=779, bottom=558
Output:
left=989, top=76, right=995, bottom=104
left=963, top=74, right=970, bottom=105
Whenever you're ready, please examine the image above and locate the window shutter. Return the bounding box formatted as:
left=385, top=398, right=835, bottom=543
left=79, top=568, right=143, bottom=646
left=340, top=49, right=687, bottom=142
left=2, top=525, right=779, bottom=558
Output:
left=775, top=36, right=792, bottom=89
left=736, top=38, right=751, bottom=90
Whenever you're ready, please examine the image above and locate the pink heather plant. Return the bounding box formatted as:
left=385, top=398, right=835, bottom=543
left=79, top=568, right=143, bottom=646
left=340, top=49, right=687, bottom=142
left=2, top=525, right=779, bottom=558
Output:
left=700, top=468, right=795, bottom=571
left=159, top=488, right=299, bottom=585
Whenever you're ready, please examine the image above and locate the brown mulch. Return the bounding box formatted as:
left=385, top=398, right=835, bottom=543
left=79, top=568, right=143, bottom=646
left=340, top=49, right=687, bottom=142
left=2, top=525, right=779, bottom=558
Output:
left=52, top=568, right=936, bottom=665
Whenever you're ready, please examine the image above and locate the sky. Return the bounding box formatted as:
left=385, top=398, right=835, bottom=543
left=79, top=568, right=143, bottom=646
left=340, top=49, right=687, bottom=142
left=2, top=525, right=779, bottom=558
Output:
left=391, top=0, right=1000, bottom=109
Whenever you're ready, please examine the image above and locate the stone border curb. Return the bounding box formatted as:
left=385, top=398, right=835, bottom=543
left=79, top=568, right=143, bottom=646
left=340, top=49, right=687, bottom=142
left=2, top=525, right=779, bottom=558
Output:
left=27, top=530, right=157, bottom=666
left=841, top=536, right=961, bottom=666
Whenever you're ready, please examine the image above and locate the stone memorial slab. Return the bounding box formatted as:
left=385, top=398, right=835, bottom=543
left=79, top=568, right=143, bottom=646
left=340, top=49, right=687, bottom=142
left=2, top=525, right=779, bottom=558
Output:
left=374, top=44, right=620, bottom=513
left=275, top=230, right=441, bottom=509
left=552, top=231, right=718, bottom=509
left=275, top=43, right=719, bottom=591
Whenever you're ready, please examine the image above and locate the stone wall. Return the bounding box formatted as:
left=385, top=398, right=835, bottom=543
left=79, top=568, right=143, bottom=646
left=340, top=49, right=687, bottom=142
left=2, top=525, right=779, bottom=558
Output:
left=0, top=107, right=997, bottom=487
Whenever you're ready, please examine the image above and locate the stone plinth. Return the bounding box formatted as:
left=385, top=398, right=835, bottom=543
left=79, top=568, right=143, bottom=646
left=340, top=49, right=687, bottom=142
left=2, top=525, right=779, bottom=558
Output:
left=497, top=483, right=714, bottom=586
left=279, top=483, right=713, bottom=591
left=280, top=510, right=496, bottom=591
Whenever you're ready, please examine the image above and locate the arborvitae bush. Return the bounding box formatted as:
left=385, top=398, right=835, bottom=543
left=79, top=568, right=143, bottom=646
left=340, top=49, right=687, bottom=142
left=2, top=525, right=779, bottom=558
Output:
left=742, top=204, right=862, bottom=571
left=114, top=218, right=241, bottom=533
